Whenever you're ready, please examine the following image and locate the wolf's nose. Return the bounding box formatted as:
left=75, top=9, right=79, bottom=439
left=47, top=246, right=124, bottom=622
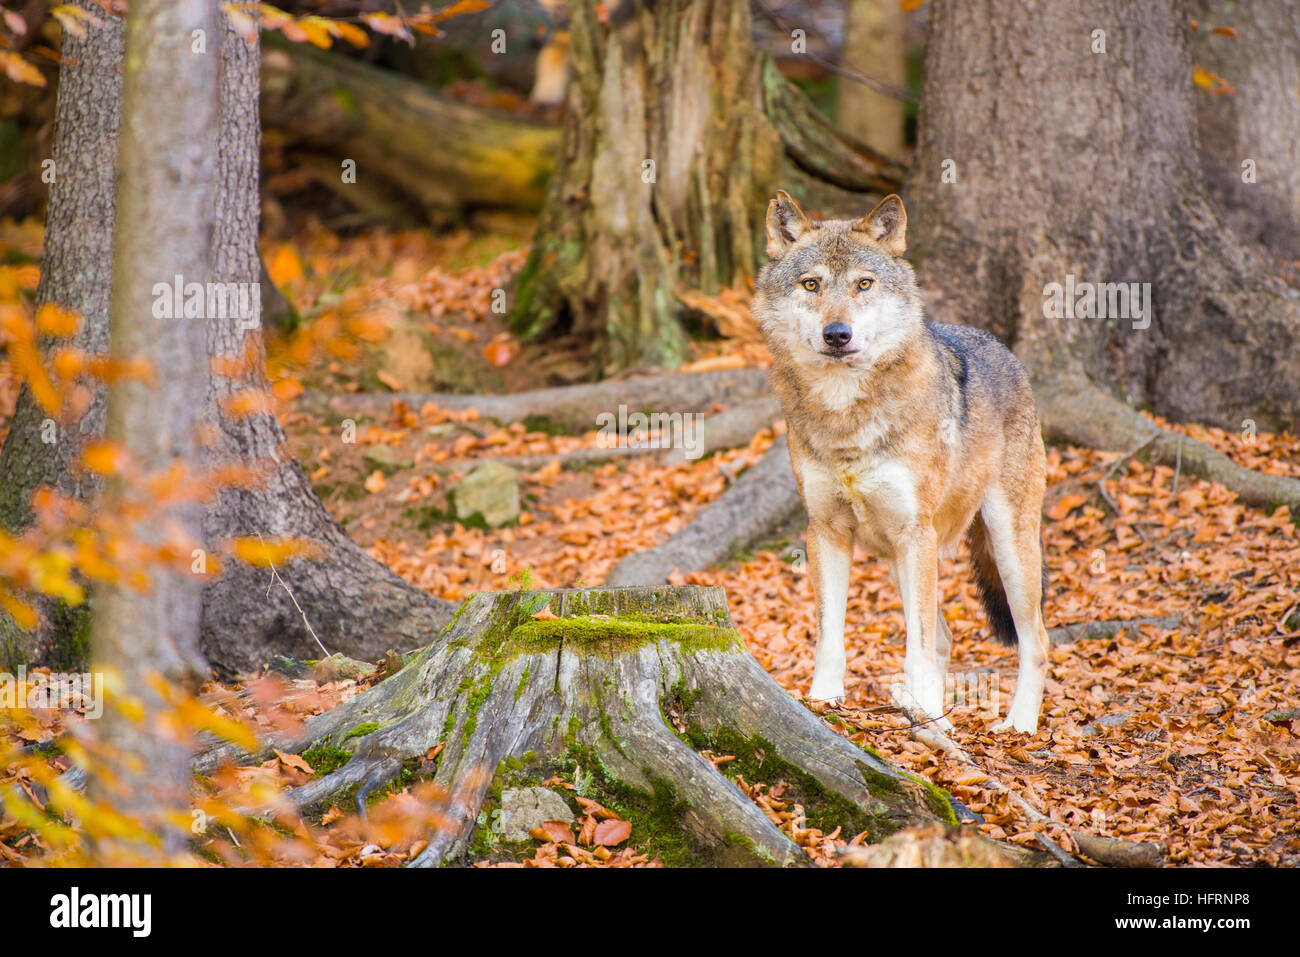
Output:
left=822, top=323, right=852, bottom=348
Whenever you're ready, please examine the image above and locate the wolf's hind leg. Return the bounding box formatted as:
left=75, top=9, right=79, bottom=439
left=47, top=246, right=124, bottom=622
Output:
left=980, top=493, right=1049, bottom=733
left=807, top=519, right=853, bottom=703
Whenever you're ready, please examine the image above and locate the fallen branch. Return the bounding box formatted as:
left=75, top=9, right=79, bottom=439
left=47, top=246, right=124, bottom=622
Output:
left=426, top=395, right=782, bottom=474
left=302, top=368, right=770, bottom=435
left=1069, top=831, right=1165, bottom=867
left=1048, top=615, right=1183, bottom=646
left=886, top=685, right=1081, bottom=868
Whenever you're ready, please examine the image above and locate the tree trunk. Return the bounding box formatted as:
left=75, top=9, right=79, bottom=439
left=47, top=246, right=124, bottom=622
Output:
left=264, top=585, right=1002, bottom=867
left=89, top=0, right=219, bottom=860
left=836, top=0, right=907, bottom=158
left=1191, top=0, right=1300, bottom=261
left=1, top=12, right=457, bottom=677
left=510, top=0, right=907, bottom=375
left=198, top=21, right=458, bottom=677
left=510, top=0, right=782, bottom=373
left=0, top=0, right=120, bottom=669
left=906, top=0, right=1300, bottom=435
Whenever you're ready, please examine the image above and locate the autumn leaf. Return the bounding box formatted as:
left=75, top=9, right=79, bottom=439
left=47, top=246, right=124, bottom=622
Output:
left=364, top=12, right=414, bottom=44
left=230, top=537, right=323, bottom=566
left=900, top=0, right=924, bottom=10
left=267, top=243, right=304, bottom=285
left=275, top=749, right=314, bottom=774
left=434, top=0, right=491, bottom=20
left=1046, top=493, right=1087, bottom=521
left=80, top=441, right=127, bottom=476
left=364, top=469, right=387, bottom=494
left=35, top=303, right=80, bottom=337
left=0, top=51, right=44, bottom=88
left=592, top=818, right=632, bottom=846
left=328, top=20, right=370, bottom=48
left=49, top=4, right=103, bottom=39
left=3, top=9, right=28, bottom=35
left=483, top=336, right=518, bottom=367
left=297, top=17, right=333, bottom=49
left=530, top=820, right=575, bottom=844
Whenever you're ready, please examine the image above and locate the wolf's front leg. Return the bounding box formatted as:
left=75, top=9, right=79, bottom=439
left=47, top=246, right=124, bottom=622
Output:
left=806, top=519, right=854, bottom=703
left=895, top=524, right=950, bottom=728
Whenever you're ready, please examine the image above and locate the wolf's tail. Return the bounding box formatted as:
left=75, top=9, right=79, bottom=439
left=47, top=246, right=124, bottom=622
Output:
left=966, top=517, right=1047, bottom=646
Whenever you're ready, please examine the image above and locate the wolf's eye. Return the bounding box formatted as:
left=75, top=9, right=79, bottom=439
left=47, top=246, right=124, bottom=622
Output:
left=858, top=278, right=874, bottom=291
left=801, top=278, right=819, bottom=292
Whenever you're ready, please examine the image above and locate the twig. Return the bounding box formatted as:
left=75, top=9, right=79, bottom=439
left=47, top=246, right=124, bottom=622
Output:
left=1172, top=433, right=1185, bottom=495
left=1097, top=432, right=1159, bottom=515
left=259, top=533, right=330, bottom=659
left=751, top=0, right=920, bottom=104
left=885, top=685, right=1084, bottom=867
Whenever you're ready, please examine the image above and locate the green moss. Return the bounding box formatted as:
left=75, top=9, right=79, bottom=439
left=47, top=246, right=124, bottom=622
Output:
left=301, top=745, right=352, bottom=777
left=520, top=414, right=571, bottom=437
left=343, top=721, right=381, bottom=741
left=507, top=615, right=741, bottom=657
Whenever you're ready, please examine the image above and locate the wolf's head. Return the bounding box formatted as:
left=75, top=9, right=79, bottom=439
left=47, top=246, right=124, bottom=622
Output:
left=754, top=192, right=924, bottom=375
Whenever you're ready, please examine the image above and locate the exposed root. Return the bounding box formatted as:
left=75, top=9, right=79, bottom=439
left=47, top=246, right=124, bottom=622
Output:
left=302, top=368, right=770, bottom=435
left=604, top=437, right=801, bottom=586
left=1038, top=377, right=1300, bottom=515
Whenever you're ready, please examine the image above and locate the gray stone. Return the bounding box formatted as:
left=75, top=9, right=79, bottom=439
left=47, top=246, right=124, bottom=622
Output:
left=497, top=787, right=575, bottom=842
left=452, top=462, right=521, bottom=528
left=364, top=444, right=413, bottom=471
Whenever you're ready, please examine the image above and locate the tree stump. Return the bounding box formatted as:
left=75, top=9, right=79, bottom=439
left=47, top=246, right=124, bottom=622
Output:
left=281, top=585, right=972, bottom=867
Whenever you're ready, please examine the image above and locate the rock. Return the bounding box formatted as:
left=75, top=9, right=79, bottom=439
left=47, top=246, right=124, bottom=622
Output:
left=364, top=444, right=413, bottom=471
left=452, top=462, right=521, bottom=528
left=497, top=787, right=575, bottom=843
left=312, top=653, right=378, bottom=683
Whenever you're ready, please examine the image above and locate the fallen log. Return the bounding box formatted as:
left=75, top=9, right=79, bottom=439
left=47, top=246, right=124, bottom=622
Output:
left=263, top=585, right=983, bottom=866
left=260, top=40, right=561, bottom=217
left=303, top=367, right=771, bottom=434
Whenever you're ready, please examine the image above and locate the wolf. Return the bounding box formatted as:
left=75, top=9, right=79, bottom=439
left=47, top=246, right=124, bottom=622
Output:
left=754, top=191, right=1050, bottom=734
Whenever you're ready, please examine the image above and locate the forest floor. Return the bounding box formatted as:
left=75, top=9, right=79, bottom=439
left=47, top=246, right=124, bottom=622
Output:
left=2, top=218, right=1298, bottom=868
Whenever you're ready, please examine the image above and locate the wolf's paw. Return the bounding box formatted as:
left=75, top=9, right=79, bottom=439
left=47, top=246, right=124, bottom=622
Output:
left=808, top=675, right=845, bottom=704
left=991, top=702, right=1039, bottom=734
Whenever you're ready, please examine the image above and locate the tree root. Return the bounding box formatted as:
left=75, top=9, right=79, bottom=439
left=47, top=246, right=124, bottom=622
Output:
left=255, top=585, right=995, bottom=867
left=604, top=437, right=801, bottom=586
left=302, top=368, right=770, bottom=435
left=431, top=395, right=782, bottom=474
left=1037, top=377, right=1300, bottom=515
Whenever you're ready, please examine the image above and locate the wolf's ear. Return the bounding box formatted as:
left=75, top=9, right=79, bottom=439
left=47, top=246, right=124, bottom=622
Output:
left=766, top=190, right=812, bottom=258
left=854, top=194, right=907, bottom=256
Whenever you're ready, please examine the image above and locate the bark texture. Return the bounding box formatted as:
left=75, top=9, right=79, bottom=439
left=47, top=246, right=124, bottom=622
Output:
left=265, top=585, right=978, bottom=867
left=511, top=0, right=784, bottom=373
left=1191, top=0, right=1300, bottom=260
left=0, top=0, right=121, bottom=668
left=89, top=0, right=219, bottom=859
left=906, top=0, right=1300, bottom=434
left=835, top=0, right=907, bottom=158
left=198, top=23, right=457, bottom=678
